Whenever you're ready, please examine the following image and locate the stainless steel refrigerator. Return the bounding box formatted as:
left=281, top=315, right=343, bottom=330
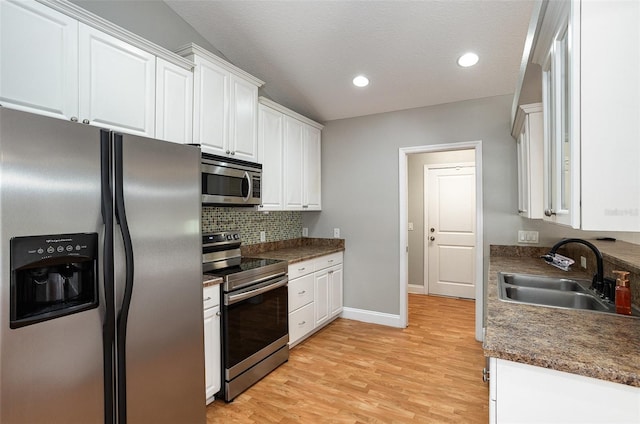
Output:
left=0, top=107, right=206, bottom=423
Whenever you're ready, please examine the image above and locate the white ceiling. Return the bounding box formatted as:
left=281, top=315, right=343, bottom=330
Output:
left=164, top=0, right=535, bottom=123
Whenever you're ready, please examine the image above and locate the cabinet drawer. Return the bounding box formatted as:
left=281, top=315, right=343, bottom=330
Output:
left=288, top=259, right=314, bottom=280
left=289, top=302, right=314, bottom=345
left=315, top=252, right=343, bottom=271
left=203, top=285, right=220, bottom=310
left=288, top=273, right=314, bottom=311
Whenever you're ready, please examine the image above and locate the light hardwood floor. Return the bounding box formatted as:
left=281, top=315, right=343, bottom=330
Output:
left=207, top=294, right=488, bottom=423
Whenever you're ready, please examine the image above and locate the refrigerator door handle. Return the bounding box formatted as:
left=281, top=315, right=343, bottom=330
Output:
left=114, top=133, right=134, bottom=424
left=100, top=129, right=116, bottom=424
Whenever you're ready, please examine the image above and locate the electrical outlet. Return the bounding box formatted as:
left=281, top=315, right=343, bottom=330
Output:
left=408, top=222, right=414, bottom=231
left=333, top=228, right=340, bottom=238
left=260, top=231, right=266, bottom=242
left=302, top=227, right=308, bottom=237
left=580, top=256, right=587, bottom=269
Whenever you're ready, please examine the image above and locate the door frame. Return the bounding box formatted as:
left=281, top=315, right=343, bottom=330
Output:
left=398, top=141, right=484, bottom=341
left=424, top=162, right=476, bottom=296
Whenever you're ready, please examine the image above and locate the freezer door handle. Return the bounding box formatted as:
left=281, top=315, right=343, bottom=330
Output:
left=100, top=129, right=116, bottom=424
left=114, top=132, right=135, bottom=424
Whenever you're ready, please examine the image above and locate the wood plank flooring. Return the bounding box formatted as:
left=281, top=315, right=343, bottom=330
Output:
left=207, top=294, right=488, bottom=423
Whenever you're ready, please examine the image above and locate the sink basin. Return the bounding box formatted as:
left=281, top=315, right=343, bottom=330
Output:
left=503, top=286, right=609, bottom=311
left=498, top=272, right=610, bottom=313
left=501, top=273, right=589, bottom=292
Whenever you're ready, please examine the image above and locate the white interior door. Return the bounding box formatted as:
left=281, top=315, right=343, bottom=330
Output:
left=426, top=165, right=476, bottom=299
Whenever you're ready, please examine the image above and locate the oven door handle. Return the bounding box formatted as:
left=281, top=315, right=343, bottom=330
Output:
left=226, top=276, right=288, bottom=305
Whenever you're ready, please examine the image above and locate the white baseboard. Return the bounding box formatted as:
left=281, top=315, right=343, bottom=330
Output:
left=408, top=284, right=425, bottom=294
left=341, top=307, right=404, bottom=328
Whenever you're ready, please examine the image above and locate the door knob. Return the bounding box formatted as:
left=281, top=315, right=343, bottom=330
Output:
left=430, top=236, right=435, bottom=241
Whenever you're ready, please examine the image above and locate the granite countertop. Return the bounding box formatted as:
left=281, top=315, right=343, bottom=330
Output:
left=202, top=275, right=222, bottom=287
left=484, top=247, right=640, bottom=387
left=241, top=237, right=345, bottom=265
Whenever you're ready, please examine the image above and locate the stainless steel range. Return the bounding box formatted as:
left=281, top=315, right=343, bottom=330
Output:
left=203, top=232, right=289, bottom=402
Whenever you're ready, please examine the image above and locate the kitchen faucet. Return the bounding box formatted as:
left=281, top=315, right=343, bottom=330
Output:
left=544, top=238, right=606, bottom=296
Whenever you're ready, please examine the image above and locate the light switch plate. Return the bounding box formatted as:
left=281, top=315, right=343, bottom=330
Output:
left=333, top=228, right=340, bottom=238
left=408, top=222, right=414, bottom=231
left=517, top=230, right=539, bottom=244
left=302, top=227, right=308, bottom=237
left=260, top=231, right=266, bottom=242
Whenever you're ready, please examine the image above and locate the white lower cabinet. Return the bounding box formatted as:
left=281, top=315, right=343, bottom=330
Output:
left=203, top=285, right=221, bottom=404
left=288, top=252, right=343, bottom=347
left=489, top=358, right=640, bottom=423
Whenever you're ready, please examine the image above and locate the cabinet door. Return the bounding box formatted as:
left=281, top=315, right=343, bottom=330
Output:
left=155, top=58, right=193, bottom=144
left=303, top=125, right=322, bottom=210
left=79, top=24, right=155, bottom=137
left=192, top=56, right=228, bottom=154
left=329, top=265, right=343, bottom=318
left=284, top=116, right=305, bottom=210
left=203, top=306, right=221, bottom=403
left=229, top=75, right=258, bottom=162
left=0, top=0, right=78, bottom=121
left=258, top=104, right=284, bottom=210
left=314, top=269, right=329, bottom=326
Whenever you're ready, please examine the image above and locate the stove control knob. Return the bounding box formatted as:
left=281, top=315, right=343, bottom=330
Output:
left=226, top=234, right=233, bottom=241
left=233, top=234, right=240, bottom=240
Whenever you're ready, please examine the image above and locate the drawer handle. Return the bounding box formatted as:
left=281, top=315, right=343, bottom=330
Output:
left=204, top=297, right=212, bottom=301
left=328, top=260, right=334, bottom=263
left=298, top=321, right=306, bottom=326
left=298, top=290, right=306, bottom=295
left=298, top=267, right=306, bottom=271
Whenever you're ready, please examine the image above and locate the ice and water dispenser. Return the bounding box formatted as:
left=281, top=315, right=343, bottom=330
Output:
left=10, top=233, right=99, bottom=328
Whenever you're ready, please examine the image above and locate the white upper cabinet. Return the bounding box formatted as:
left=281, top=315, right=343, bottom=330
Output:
left=303, top=125, right=322, bottom=210
left=527, top=0, right=640, bottom=231
left=155, top=58, right=193, bottom=144
left=513, top=103, right=543, bottom=219
left=79, top=23, right=156, bottom=137
left=0, top=0, right=78, bottom=121
left=259, top=97, right=323, bottom=211
left=258, top=103, right=284, bottom=210
left=229, top=75, right=259, bottom=161
left=284, top=115, right=305, bottom=209
left=1, top=0, right=194, bottom=141
left=177, top=44, right=264, bottom=162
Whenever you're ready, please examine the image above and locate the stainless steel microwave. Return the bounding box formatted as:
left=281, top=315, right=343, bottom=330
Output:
left=201, top=153, right=262, bottom=206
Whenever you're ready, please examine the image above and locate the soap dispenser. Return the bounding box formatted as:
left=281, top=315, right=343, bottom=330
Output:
left=613, top=270, right=632, bottom=315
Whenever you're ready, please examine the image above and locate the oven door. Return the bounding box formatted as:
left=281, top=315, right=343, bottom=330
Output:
left=223, top=276, right=288, bottom=380
left=201, top=162, right=261, bottom=206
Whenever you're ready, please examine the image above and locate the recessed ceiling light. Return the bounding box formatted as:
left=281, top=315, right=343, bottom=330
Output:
left=353, top=75, right=369, bottom=87
left=457, top=52, right=479, bottom=68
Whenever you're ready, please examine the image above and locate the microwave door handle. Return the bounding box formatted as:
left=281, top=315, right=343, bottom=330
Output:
left=243, top=171, right=252, bottom=203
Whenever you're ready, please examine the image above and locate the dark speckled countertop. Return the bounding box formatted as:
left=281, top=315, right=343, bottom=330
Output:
left=241, top=237, right=345, bottom=264
left=485, top=245, right=640, bottom=387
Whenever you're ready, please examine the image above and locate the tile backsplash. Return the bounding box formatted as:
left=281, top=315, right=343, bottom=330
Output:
left=202, top=207, right=303, bottom=245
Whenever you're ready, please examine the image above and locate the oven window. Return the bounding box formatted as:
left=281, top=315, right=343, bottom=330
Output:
left=202, top=173, right=249, bottom=197
left=224, top=285, right=288, bottom=369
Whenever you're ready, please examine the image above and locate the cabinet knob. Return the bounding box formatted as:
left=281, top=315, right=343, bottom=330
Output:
left=230, top=151, right=235, bottom=155
left=216, top=311, right=221, bottom=317
left=544, top=209, right=556, bottom=217
left=70, top=116, right=78, bottom=122
left=429, top=236, right=435, bottom=241
left=82, top=119, right=90, bottom=124
left=226, top=150, right=231, bottom=154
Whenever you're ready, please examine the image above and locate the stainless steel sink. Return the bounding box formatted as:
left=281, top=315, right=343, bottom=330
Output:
left=498, top=272, right=611, bottom=313
left=501, top=273, right=589, bottom=292
left=503, top=286, right=609, bottom=311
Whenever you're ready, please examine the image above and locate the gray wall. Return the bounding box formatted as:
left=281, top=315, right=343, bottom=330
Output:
left=303, top=94, right=522, bottom=315
left=70, top=0, right=224, bottom=56
left=407, top=150, right=475, bottom=288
